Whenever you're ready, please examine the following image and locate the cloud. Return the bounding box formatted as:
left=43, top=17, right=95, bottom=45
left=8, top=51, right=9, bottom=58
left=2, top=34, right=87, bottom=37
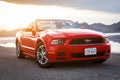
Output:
left=2, top=0, right=120, bottom=13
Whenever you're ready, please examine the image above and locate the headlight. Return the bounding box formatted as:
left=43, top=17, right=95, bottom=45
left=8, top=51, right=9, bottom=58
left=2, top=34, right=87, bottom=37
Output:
left=105, top=37, right=109, bottom=43
left=51, top=39, right=65, bottom=45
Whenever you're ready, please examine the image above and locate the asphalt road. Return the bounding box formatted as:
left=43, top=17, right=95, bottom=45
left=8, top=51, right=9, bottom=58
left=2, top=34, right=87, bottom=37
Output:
left=0, top=46, right=120, bottom=80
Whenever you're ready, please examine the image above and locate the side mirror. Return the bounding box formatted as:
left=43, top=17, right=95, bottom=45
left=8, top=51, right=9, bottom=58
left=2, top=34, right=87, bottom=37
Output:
left=32, top=30, right=36, bottom=36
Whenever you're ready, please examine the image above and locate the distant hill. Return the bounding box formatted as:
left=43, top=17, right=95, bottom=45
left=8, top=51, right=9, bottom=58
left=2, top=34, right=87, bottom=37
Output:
left=0, top=28, right=22, bottom=37
left=0, top=21, right=120, bottom=37
left=79, top=22, right=120, bottom=33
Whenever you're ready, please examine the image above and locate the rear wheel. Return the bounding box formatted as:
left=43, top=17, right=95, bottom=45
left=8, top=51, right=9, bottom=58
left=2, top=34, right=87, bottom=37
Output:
left=16, top=42, right=25, bottom=59
left=36, top=43, right=52, bottom=68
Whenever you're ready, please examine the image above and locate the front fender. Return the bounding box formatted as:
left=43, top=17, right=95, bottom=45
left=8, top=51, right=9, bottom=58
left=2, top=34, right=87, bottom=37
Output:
left=35, top=34, right=53, bottom=51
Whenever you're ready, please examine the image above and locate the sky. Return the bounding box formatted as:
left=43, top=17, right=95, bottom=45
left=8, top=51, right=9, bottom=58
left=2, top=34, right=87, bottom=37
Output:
left=0, top=0, right=120, bottom=30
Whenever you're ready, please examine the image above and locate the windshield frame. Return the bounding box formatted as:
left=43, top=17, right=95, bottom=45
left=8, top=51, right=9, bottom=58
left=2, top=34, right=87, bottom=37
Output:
left=36, top=20, right=80, bottom=31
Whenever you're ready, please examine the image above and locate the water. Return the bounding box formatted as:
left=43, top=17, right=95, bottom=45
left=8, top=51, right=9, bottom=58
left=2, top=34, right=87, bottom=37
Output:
left=105, top=33, right=120, bottom=36
left=0, top=36, right=15, bottom=47
left=0, top=37, right=15, bottom=40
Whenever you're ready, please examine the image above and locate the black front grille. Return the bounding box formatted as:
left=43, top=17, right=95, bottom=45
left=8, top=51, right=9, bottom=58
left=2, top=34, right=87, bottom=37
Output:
left=71, top=51, right=105, bottom=58
left=69, top=38, right=104, bottom=45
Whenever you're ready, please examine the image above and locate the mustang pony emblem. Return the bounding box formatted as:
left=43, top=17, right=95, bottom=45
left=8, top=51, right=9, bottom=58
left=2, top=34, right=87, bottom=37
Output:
left=85, top=39, right=92, bottom=43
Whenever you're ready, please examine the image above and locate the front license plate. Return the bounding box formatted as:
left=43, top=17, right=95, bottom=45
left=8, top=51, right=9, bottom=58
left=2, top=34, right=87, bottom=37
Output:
left=85, top=48, right=97, bottom=55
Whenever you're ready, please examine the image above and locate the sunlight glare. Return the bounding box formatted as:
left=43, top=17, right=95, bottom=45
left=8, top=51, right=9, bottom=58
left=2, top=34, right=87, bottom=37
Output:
left=0, top=1, right=120, bottom=30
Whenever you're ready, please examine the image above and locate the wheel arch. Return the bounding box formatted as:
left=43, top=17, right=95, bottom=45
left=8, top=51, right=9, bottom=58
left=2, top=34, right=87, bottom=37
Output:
left=15, top=38, right=18, bottom=45
left=36, top=38, right=43, bottom=46
left=15, top=37, right=21, bottom=46
left=35, top=37, right=49, bottom=52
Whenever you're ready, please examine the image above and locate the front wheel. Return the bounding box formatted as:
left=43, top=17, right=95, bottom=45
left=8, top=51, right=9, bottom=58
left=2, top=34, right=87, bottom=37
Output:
left=36, top=43, right=53, bottom=68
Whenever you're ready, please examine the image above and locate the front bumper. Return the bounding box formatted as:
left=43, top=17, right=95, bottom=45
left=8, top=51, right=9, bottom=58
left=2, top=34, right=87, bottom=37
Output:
left=47, top=43, right=110, bottom=63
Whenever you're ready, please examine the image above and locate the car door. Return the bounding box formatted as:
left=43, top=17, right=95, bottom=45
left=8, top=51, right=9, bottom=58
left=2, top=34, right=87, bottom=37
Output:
left=21, top=23, right=36, bottom=56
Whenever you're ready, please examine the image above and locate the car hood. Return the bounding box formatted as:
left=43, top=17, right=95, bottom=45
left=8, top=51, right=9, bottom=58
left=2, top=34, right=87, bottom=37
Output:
left=46, top=29, right=105, bottom=38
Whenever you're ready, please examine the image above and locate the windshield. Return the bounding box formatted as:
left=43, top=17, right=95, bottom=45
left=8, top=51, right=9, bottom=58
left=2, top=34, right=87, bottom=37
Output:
left=37, top=20, right=80, bottom=30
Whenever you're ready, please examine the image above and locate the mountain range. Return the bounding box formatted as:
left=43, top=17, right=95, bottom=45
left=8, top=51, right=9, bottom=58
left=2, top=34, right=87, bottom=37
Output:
left=0, top=21, right=120, bottom=37
left=79, top=21, right=120, bottom=33
left=0, top=28, right=22, bottom=37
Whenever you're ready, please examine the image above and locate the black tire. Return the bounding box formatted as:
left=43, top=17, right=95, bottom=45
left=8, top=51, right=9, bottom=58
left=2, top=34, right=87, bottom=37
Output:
left=16, top=42, right=25, bottom=59
left=92, top=59, right=107, bottom=64
left=35, top=43, right=53, bottom=68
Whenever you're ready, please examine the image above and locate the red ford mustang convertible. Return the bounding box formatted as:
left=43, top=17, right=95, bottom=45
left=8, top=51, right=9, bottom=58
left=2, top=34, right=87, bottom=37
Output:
left=16, top=19, right=110, bottom=68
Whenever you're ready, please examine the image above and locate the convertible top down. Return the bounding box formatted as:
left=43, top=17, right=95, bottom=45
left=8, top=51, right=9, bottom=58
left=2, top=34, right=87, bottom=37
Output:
left=16, top=19, right=110, bottom=68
